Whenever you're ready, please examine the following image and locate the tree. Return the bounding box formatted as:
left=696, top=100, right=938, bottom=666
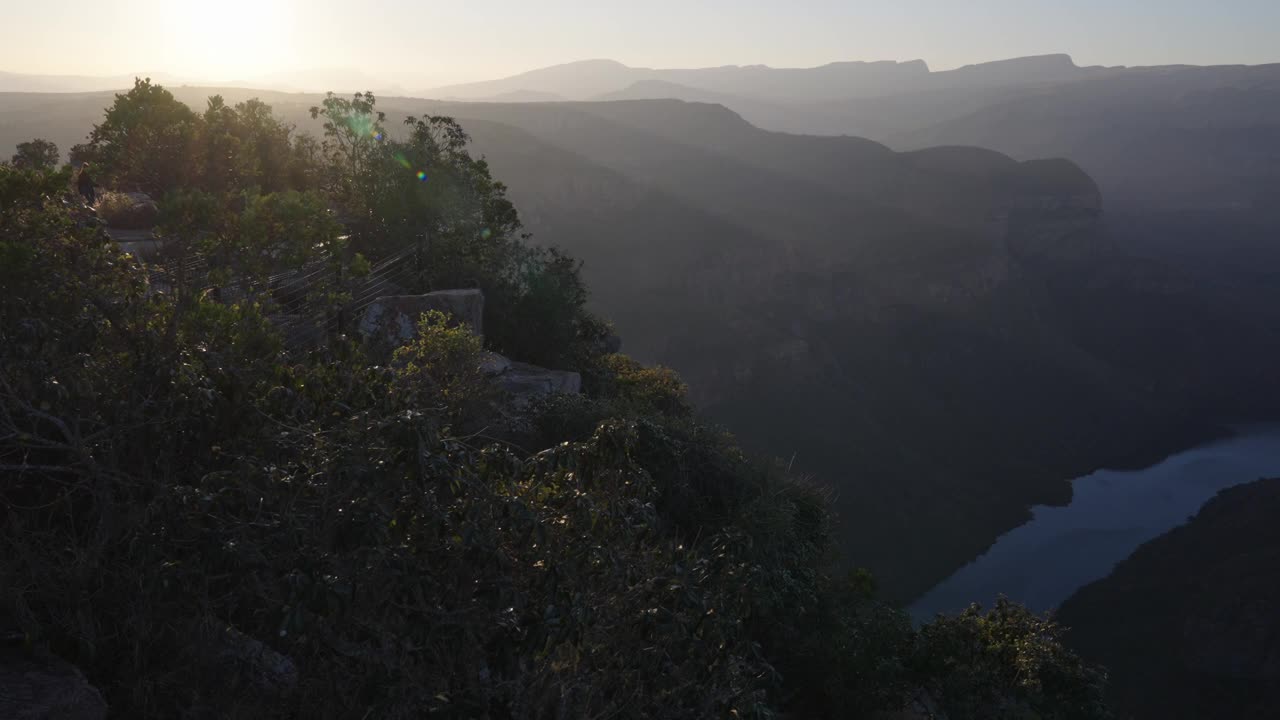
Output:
left=11, top=138, right=60, bottom=170
left=84, top=77, right=199, bottom=193
left=305, top=92, right=605, bottom=368
left=68, top=142, right=98, bottom=167
left=84, top=80, right=319, bottom=197
left=197, top=95, right=313, bottom=194
left=309, top=91, right=386, bottom=213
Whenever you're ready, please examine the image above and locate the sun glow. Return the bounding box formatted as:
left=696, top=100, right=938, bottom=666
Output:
left=160, top=0, right=297, bottom=80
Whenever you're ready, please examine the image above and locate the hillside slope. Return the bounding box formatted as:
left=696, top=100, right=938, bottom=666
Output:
left=1059, top=477, right=1280, bottom=719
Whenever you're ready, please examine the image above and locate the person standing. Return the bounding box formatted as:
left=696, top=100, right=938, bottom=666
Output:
left=77, top=162, right=96, bottom=205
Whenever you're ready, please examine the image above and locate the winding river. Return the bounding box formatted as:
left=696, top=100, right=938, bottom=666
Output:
left=910, top=424, right=1280, bottom=621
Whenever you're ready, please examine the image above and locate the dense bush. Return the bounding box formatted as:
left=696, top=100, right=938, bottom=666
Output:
left=0, top=189, right=793, bottom=716
left=915, top=599, right=1112, bottom=719
left=593, top=353, right=692, bottom=417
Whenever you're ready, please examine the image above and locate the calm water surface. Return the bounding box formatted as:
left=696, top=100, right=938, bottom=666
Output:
left=910, top=425, right=1280, bottom=621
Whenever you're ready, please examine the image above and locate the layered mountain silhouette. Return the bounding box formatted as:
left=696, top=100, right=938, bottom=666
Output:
left=420, top=55, right=1280, bottom=215
left=420, top=55, right=1095, bottom=102
left=0, top=70, right=190, bottom=93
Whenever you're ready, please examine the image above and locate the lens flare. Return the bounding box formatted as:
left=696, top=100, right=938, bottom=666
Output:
left=479, top=228, right=492, bottom=240
left=416, top=171, right=428, bottom=182
left=345, top=114, right=374, bottom=138
left=393, top=153, right=412, bottom=169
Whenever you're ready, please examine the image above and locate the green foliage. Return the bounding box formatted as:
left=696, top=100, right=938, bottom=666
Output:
left=67, top=141, right=98, bottom=167
left=306, top=92, right=605, bottom=368
left=309, top=91, right=387, bottom=212
left=594, top=353, right=692, bottom=417
left=82, top=82, right=600, bottom=369
left=0, top=191, right=787, bottom=716
left=86, top=78, right=200, bottom=192
left=215, top=189, right=343, bottom=286
left=10, top=137, right=60, bottom=170
left=83, top=79, right=316, bottom=196
left=392, top=310, right=492, bottom=427
left=0, top=163, right=72, bottom=231
left=914, top=599, right=1112, bottom=719
left=198, top=95, right=314, bottom=194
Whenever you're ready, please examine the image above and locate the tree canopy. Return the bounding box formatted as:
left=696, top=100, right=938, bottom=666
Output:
left=9, top=138, right=60, bottom=169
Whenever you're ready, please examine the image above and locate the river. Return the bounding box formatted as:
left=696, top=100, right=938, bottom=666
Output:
left=910, top=424, right=1280, bottom=621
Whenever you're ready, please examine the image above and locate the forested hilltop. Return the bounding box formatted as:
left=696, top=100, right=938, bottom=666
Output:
left=0, top=81, right=1112, bottom=718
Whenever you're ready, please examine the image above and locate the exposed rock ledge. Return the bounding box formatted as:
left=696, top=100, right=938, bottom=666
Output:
left=480, top=352, right=583, bottom=401
left=359, top=290, right=486, bottom=359
left=360, top=290, right=581, bottom=403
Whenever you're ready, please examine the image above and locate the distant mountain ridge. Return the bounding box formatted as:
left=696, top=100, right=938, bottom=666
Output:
left=420, top=54, right=1280, bottom=220
left=420, top=54, right=1098, bottom=102
left=0, top=70, right=190, bottom=93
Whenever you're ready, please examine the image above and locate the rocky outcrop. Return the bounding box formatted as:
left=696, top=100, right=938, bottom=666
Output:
left=480, top=348, right=582, bottom=403
left=359, top=290, right=485, bottom=360
left=97, top=191, right=159, bottom=230
left=486, top=356, right=582, bottom=402
left=361, top=292, right=582, bottom=405
left=0, top=650, right=108, bottom=720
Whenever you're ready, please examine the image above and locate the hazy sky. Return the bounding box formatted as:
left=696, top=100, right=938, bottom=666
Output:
left=5, top=0, right=1279, bottom=87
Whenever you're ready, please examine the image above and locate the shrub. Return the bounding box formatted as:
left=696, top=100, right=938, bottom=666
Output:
left=595, top=353, right=692, bottom=417
left=913, top=598, right=1112, bottom=719
left=392, top=310, right=494, bottom=428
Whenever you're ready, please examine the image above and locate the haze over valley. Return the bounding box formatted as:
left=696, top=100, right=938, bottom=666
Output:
left=4, top=4, right=1280, bottom=718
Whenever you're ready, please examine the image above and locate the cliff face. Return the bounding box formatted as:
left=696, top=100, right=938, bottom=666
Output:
left=1059, top=478, right=1280, bottom=720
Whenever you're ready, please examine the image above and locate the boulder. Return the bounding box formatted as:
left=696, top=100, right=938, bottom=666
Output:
left=359, top=290, right=485, bottom=360
left=0, top=650, right=108, bottom=720
left=495, top=361, right=582, bottom=403
left=481, top=352, right=581, bottom=404
left=97, top=191, right=159, bottom=230
left=478, top=351, right=514, bottom=376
